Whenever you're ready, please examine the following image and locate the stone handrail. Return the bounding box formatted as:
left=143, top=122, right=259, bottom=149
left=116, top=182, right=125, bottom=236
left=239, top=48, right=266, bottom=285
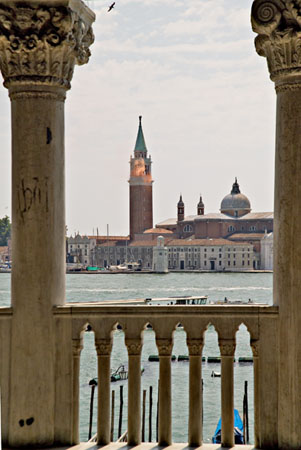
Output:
left=52, top=303, right=278, bottom=448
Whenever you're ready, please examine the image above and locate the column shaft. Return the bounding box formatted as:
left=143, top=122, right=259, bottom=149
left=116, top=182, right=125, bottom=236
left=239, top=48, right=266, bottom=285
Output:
left=97, top=355, right=111, bottom=444
left=221, top=356, right=234, bottom=447
left=127, top=354, right=142, bottom=444
left=188, top=356, right=202, bottom=446
left=9, top=88, right=66, bottom=447
left=158, top=356, right=172, bottom=445
left=72, top=341, right=83, bottom=445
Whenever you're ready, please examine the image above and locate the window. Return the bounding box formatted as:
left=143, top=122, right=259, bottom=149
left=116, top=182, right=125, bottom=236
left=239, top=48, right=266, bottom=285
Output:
left=204, top=261, right=207, bottom=266
left=211, top=248, right=214, bottom=252
left=249, top=226, right=256, bottom=231
left=228, top=261, right=230, bottom=266
left=219, top=253, right=222, bottom=258
left=228, top=254, right=230, bottom=258
left=248, top=260, right=250, bottom=265
left=188, top=248, right=191, bottom=252
left=204, top=253, right=207, bottom=258
left=234, top=254, right=236, bottom=258
left=233, top=261, right=236, bottom=266
left=204, top=248, right=207, bottom=252
left=219, top=261, right=221, bottom=266
left=219, top=248, right=222, bottom=252
left=183, top=224, right=193, bottom=232
left=228, top=225, right=235, bottom=232
left=242, top=260, right=245, bottom=266
left=242, top=253, right=245, bottom=258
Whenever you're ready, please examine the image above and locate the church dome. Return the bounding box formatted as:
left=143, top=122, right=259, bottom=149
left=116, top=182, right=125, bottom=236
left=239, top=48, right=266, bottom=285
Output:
left=220, top=178, right=251, bottom=217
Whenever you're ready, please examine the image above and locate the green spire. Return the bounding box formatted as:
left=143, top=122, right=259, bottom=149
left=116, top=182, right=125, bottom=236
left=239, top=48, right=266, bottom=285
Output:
left=134, top=116, right=147, bottom=152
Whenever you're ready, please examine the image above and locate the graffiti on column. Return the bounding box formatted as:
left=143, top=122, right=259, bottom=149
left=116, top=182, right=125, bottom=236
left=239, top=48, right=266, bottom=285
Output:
left=17, top=176, right=49, bottom=220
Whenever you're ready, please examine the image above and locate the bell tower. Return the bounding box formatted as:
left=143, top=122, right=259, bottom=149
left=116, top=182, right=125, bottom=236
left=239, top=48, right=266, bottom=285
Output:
left=177, top=195, right=185, bottom=222
left=129, top=116, right=153, bottom=240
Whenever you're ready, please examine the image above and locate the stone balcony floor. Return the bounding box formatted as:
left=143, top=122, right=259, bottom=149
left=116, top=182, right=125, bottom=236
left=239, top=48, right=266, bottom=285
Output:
left=3, top=443, right=261, bottom=450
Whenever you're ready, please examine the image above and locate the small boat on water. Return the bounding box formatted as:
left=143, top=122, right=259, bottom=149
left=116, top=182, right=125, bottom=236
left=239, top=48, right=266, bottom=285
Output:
left=212, top=409, right=244, bottom=444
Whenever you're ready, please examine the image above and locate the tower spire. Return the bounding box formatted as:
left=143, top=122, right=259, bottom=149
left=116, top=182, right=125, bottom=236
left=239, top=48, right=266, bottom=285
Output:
left=134, top=115, right=147, bottom=153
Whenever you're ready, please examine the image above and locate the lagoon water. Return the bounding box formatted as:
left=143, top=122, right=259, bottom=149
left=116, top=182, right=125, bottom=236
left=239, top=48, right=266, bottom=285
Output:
left=0, top=272, right=273, bottom=444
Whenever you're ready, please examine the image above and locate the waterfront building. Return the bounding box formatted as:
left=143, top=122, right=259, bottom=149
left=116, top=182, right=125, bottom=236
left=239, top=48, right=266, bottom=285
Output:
left=167, top=239, right=255, bottom=271
left=156, top=178, right=273, bottom=268
left=261, top=232, right=273, bottom=270
left=67, top=234, right=96, bottom=266
left=152, top=236, right=169, bottom=273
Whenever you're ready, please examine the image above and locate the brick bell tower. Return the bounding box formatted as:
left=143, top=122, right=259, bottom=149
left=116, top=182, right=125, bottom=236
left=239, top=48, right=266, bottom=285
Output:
left=129, top=116, right=153, bottom=240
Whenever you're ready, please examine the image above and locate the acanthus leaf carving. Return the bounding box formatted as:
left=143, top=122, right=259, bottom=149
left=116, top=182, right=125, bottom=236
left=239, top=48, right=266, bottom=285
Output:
left=95, top=339, right=113, bottom=356
left=187, top=338, right=204, bottom=356
left=0, top=2, right=94, bottom=89
left=218, top=339, right=236, bottom=357
left=252, top=0, right=301, bottom=81
left=156, top=338, right=173, bottom=356
left=125, top=338, right=143, bottom=356
left=251, top=339, right=259, bottom=357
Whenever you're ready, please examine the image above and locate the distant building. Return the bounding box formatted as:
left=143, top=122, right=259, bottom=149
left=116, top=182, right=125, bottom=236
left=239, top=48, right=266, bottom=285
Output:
left=155, top=179, right=273, bottom=268
left=152, top=236, right=168, bottom=273
left=67, top=234, right=96, bottom=266
left=129, top=116, right=153, bottom=240
left=261, top=232, right=273, bottom=270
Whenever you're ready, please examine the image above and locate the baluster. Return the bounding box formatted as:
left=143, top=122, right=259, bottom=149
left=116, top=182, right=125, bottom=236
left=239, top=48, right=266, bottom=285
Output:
left=125, top=337, right=143, bottom=445
left=95, top=338, right=113, bottom=445
left=251, top=339, right=259, bottom=448
left=187, top=338, right=204, bottom=446
left=72, top=339, right=83, bottom=444
left=219, top=338, right=236, bottom=448
left=156, top=338, right=173, bottom=446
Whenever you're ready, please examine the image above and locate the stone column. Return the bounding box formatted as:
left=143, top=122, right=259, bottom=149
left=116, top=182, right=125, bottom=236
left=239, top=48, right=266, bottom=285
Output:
left=125, top=337, right=143, bottom=445
left=156, top=338, right=173, bottom=446
left=219, top=338, right=236, bottom=448
left=252, top=1, right=301, bottom=447
left=187, top=338, right=204, bottom=446
left=0, top=1, right=94, bottom=446
left=95, top=338, right=113, bottom=445
left=72, top=339, right=83, bottom=444
left=251, top=339, right=259, bottom=448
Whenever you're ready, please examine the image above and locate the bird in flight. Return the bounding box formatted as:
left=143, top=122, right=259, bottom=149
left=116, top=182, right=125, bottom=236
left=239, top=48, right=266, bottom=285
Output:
left=108, top=2, right=115, bottom=12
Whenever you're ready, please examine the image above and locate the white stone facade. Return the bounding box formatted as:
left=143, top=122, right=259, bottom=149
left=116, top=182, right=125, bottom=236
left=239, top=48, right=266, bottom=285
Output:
left=152, top=236, right=169, bottom=273
left=261, top=232, right=273, bottom=270
left=68, top=235, right=96, bottom=266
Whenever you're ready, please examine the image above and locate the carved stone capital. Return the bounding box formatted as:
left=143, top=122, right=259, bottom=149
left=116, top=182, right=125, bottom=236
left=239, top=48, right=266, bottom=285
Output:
left=252, top=0, right=301, bottom=83
left=156, top=338, right=173, bottom=356
left=125, top=338, right=142, bottom=356
left=218, top=339, right=236, bottom=357
left=72, top=338, right=83, bottom=357
left=0, top=0, right=95, bottom=91
left=187, top=338, right=204, bottom=356
left=251, top=339, right=259, bottom=358
left=95, top=339, right=113, bottom=356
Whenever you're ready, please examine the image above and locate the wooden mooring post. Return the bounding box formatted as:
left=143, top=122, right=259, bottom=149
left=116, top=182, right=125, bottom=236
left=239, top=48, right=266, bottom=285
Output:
left=243, top=380, right=249, bottom=443
left=88, top=378, right=97, bottom=440
left=111, top=390, right=115, bottom=441
left=118, top=385, right=124, bottom=438
left=149, top=386, right=153, bottom=442
left=142, top=389, right=146, bottom=441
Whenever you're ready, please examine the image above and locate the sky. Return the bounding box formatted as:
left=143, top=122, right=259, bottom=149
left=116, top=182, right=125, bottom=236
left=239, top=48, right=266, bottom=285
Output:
left=0, top=0, right=276, bottom=237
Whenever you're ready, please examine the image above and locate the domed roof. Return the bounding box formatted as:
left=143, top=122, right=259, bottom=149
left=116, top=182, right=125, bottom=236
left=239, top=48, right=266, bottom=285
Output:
left=220, top=179, right=251, bottom=216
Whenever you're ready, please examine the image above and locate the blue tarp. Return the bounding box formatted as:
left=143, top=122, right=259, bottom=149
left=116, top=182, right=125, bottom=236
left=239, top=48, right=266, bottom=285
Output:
left=212, top=409, right=244, bottom=444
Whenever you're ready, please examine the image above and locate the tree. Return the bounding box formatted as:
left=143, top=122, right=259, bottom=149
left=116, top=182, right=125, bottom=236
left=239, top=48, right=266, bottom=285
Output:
left=0, top=216, right=11, bottom=246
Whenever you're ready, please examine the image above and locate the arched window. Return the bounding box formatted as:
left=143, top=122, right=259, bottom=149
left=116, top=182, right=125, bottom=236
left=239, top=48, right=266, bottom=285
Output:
left=249, top=225, right=256, bottom=231
left=183, top=224, right=193, bottom=232
left=228, top=225, right=236, bottom=232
